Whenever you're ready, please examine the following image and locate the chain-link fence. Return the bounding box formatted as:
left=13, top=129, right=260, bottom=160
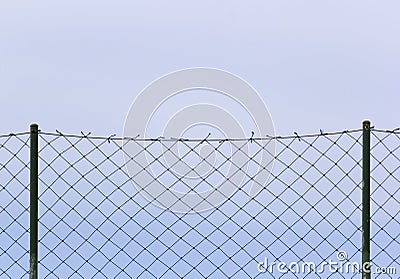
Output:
left=0, top=131, right=30, bottom=278
left=1, top=124, right=399, bottom=278
left=370, top=129, right=400, bottom=277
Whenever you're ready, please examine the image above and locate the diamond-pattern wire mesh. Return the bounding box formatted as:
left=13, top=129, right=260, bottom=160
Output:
left=0, top=132, right=30, bottom=278
left=35, top=129, right=365, bottom=279
left=370, top=129, right=400, bottom=278
left=0, top=128, right=399, bottom=278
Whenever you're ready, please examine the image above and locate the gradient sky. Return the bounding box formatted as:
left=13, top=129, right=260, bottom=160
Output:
left=1, top=2, right=399, bottom=277
left=1, top=1, right=399, bottom=136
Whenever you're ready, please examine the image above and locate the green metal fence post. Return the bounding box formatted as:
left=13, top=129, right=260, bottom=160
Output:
left=30, top=124, right=39, bottom=279
left=362, top=120, right=371, bottom=279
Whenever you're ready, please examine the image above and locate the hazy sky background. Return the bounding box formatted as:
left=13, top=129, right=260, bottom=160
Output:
left=1, top=1, right=399, bottom=136
left=1, top=2, right=399, bottom=277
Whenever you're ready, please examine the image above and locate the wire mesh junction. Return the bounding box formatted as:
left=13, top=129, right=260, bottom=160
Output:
left=0, top=128, right=399, bottom=278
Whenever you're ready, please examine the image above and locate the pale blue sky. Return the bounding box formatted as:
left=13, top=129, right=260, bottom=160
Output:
left=1, top=1, right=399, bottom=136
left=1, top=2, right=399, bottom=277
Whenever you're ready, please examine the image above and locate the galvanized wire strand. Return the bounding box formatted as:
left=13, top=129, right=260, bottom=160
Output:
left=38, top=128, right=364, bottom=142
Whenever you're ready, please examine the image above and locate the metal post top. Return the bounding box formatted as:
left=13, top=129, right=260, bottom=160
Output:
left=30, top=124, right=39, bottom=134
left=363, top=120, right=371, bottom=130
